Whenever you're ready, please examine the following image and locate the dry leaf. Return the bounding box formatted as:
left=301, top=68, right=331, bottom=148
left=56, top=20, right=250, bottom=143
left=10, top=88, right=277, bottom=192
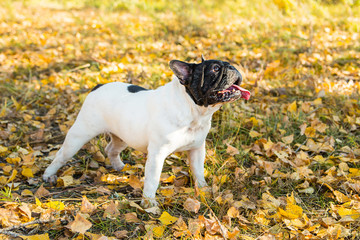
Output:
left=226, top=144, right=239, bottom=156
left=81, top=195, right=96, bottom=214
left=184, top=198, right=201, bottom=213
left=21, top=233, right=50, bottom=240
left=68, top=213, right=92, bottom=234
left=103, top=201, right=120, bottom=219
left=34, top=184, right=50, bottom=198
left=124, top=212, right=141, bottom=223
left=159, top=211, right=178, bottom=225
left=128, top=175, right=143, bottom=189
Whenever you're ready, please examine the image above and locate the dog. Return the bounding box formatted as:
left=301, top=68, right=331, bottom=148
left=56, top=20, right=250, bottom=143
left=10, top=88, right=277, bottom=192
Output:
left=43, top=57, right=250, bottom=207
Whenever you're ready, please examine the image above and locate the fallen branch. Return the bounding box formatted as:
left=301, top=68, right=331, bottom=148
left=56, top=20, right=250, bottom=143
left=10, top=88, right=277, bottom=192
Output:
left=0, top=219, right=55, bottom=237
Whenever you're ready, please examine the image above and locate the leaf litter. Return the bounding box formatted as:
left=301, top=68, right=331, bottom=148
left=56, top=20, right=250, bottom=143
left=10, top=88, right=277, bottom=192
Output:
left=0, top=0, right=360, bottom=239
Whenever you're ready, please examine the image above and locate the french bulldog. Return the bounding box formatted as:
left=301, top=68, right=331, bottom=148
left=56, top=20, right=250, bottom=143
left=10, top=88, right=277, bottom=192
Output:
left=43, top=57, right=251, bottom=207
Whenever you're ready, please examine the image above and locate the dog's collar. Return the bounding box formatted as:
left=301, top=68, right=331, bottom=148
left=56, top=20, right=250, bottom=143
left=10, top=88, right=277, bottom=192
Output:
left=183, top=62, right=226, bottom=107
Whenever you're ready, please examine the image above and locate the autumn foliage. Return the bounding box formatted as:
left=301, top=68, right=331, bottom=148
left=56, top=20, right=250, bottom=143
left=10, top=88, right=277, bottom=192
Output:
left=0, top=0, right=360, bottom=239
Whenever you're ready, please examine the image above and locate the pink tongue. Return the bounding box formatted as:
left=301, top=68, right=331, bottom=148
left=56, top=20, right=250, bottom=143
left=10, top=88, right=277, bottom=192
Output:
left=230, top=85, right=251, bottom=100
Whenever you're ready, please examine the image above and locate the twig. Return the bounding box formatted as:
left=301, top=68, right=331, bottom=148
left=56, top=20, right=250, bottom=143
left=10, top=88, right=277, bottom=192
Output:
left=0, top=230, right=21, bottom=238
left=202, top=200, right=227, bottom=240
left=295, top=139, right=308, bottom=153
left=0, top=219, right=55, bottom=237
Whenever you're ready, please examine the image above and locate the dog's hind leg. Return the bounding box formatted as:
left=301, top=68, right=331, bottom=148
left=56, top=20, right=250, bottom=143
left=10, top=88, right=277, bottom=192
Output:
left=43, top=116, right=102, bottom=183
left=105, top=133, right=127, bottom=171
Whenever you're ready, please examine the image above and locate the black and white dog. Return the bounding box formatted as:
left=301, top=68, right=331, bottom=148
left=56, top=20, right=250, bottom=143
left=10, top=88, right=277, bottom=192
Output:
left=43, top=57, right=250, bottom=207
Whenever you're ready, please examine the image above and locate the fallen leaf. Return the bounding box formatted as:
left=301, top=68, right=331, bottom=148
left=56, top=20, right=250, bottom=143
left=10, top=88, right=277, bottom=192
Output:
left=103, top=201, right=120, bottom=219
left=153, top=225, right=166, bottom=238
left=68, top=213, right=92, bottom=234
left=159, top=211, right=178, bottom=225
left=21, top=233, right=50, bottom=240
left=124, top=212, right=141, bottom=223
left=128, top=175, right=143, bottom=189
left=80, top=195, right=96, bottom=214
left=226, top=144, right=239, bottom=155
left=184, top=198, right=201, bottom=213
left=114, top=230, right=128, bottom=239
left=34, top=184, right=50, bottom=198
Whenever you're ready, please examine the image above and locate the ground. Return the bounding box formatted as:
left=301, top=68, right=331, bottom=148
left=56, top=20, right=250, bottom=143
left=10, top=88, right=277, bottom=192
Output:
left=0, top=0, right=360, bottom=239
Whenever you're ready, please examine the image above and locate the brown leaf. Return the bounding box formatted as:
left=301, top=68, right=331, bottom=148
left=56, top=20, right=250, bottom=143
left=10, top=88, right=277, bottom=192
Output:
left=114, top=230, right=128, bottom=239
left=183, top=198, right=201, bottom=213
left=103, top=201, right=120, bottom=219
left=80, top=195, right=96, bottom=214
left=128, top=175, right=143, bottom=189
left=124, top=212, right=141, bottom=223
left=34, top=184, right=50, bottom=198
left=68, top=213, right=92, bottom=234
left=226, top=144, right=239, bottom=156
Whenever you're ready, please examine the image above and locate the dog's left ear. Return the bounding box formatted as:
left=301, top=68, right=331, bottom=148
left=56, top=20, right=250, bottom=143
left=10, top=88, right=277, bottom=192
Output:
left=169, top=60, right=193, bottom=85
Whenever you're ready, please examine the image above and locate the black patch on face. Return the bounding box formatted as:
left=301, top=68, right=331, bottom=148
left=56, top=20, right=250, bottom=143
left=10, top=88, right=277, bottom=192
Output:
left=91, top=84, right=104, bottom=92
left=127, top=85, right=149, bottom=93
left=170, top=59, right=243, bottom=106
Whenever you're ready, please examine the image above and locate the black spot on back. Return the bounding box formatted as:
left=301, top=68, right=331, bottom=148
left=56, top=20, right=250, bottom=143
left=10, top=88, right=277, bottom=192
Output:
left=91, top=84, right=104, bottom=92
left=127, top=85, right=148, bottom=93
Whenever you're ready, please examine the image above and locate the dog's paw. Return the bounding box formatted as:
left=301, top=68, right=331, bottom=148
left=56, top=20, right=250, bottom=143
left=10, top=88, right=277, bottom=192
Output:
left=141, top=197, right=159, bottom=209
left=43, top=174, right=58, bottom=184
left=111, top=161, right=125, bottom=172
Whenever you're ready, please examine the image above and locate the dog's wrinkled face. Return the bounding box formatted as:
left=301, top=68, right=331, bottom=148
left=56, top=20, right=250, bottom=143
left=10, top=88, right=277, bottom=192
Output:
left=170, top=59, right=250, bottom=107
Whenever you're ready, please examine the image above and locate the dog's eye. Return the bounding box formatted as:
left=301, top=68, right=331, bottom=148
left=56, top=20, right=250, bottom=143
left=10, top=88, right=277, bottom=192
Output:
left=213, top=65, right=220, bottom=72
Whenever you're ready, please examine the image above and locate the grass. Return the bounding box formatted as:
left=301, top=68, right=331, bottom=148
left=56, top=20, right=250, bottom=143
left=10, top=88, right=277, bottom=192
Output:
left=0, top=0, right=360, bottom=239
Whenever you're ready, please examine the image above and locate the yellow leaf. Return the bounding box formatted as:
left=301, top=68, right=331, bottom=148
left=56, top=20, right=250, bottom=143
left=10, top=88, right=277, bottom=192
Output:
left=21, top=167, right=34, bottom=178
left=338, top=206, right=360, bottom=220
left=46, top=201, right=65, bottom=211
left=333, top=191, right=350, bottom=203
left=304, top=127, right=316, bottom=138
left=287, top=101, right=297, bottom=113
left=162, top=175, right=175, bottom=184
left=281, top=134, right=294, bottom=144
left=160, top=188, right=175, bottom=197
left=0, top=176, right=7, bottom=185
left=11, top=96, right=22, bottom=111
left=7, top=169, right=18, bottom=183
left=58, top=176, right=74, bottom=187
left=278, top=193, right=303, bottom=219
left=153, top=225, right=166, bottom=238
left=0, top=145, right=8, bottom=154
left=21, top=233, right=50, bottom=240
left=35, top=197, right=42, bottom=207
left=3, top=165, right=12, bottom=175
left=249, top=130, right=262, bottom=138
left=0, top=99, right=7, bottom=117
left=227, top=206, right=239, bottom=218
left=159, top=211, right=178, bottom=225
left=313, top=98, right=322, bottom=105
left=21, top=189, right=34, bottom=197
left=6, top=157, right=21, bottom=165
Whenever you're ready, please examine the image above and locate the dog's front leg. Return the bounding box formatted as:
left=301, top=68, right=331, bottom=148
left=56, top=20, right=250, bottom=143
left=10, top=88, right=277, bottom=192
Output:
left=141, top=144, right=170, bottom=207
left=188, top=141, right=208, bottom=188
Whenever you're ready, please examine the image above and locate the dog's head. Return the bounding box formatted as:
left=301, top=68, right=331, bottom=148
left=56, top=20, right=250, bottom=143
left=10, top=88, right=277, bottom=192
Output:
left=170, top=57, right=250, bottom=107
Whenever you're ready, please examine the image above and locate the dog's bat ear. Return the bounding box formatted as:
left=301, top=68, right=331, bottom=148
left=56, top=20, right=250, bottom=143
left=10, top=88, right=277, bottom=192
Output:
left=201, top=54, right=205, bottom=63
left=169, top=60, right=193, bottom=85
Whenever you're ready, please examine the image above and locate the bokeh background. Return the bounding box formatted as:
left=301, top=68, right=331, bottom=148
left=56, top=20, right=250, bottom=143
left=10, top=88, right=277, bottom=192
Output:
left=0, top=0, right=359, bottom=239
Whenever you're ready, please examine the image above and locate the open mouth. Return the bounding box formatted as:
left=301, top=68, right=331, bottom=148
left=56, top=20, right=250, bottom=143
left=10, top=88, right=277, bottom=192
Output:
left=215, top=84, right=251, bottom=102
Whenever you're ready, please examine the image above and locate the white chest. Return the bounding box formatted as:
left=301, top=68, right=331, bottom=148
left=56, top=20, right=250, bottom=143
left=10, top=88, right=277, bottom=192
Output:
left=170, top=119, right=211, bottom=152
